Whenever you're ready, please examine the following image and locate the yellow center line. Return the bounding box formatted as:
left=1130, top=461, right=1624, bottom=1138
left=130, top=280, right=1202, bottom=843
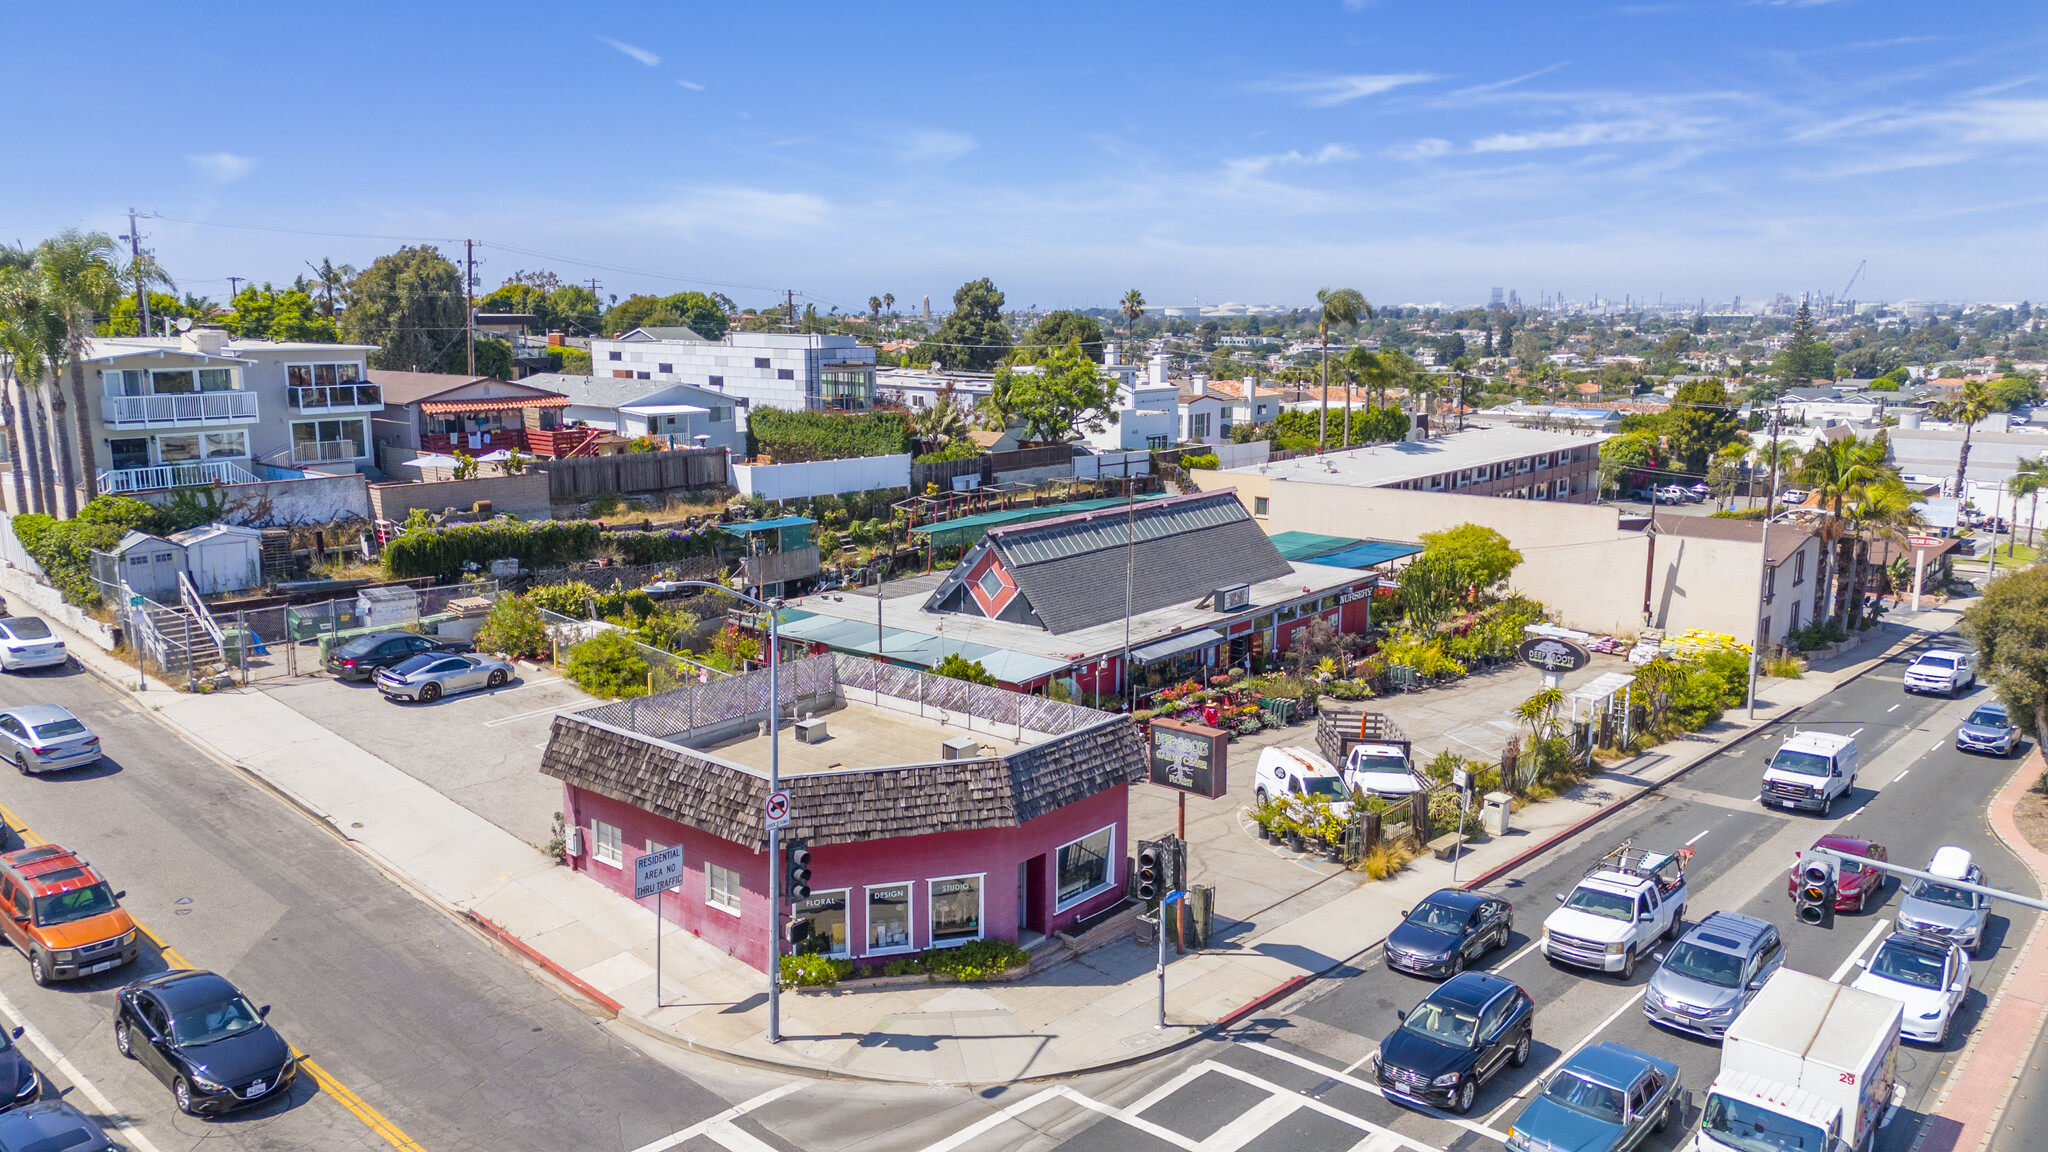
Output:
left=0, top=801, right=430, bottom=1152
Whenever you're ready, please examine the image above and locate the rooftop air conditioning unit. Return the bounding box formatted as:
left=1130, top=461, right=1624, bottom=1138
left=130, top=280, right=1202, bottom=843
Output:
left=942, top=736, right=981, bottom=761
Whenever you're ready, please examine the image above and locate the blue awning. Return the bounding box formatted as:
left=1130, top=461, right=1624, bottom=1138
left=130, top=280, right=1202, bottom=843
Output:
left=1129, top=628, right=1225, bottom=665
left=1305, top=540, right=1421, bottom=569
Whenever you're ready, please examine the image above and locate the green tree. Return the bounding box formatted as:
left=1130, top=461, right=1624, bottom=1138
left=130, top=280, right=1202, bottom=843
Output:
left=933, top=653, right=997, bottom=685
left=1413, top=523, right=1523, bottom=597
left=476, top=595, right=551, bottom=660
left=563, top=630, right=651, bottom=699
left=1986, top=375, right=2042, bottom=413
left=36, top=230, right=127, bottom=516
left=340, top=246, right=467, bottom=372
left=1771, top=302, right=1836, bottom=384
left=1664, top=380, right=1741, bottom=473
left=2007, top=459, right=2048, bottom=551
left=1013, top=311, right=1104, bottom=364
left=990, top=342, right=1118, bottom=442
left=919, top=278, right=1011, bottom=370
left=0, top=252, right=61, bottom=514
left=1315, top=287, right=1369, bottom=448
left=1963, top=564, right=2048, bottom=739
left=1598, top=431, right=1660, bottom=494
left=305, top=257, right=355, bottom=318
left=1120, top=289, right=1146, bottom=348
left=223, top=283, right=339, bottom=343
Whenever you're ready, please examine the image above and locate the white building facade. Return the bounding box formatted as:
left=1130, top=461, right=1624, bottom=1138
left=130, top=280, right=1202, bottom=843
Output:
left=588, top=330, right=878, bottom=414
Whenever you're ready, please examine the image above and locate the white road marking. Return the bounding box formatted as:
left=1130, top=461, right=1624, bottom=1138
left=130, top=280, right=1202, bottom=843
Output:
left=1239, top=1040, right=1511, bottom=1143
left=1888, top=704, right=1901, bottom=713
left=1484, top=989, right=1647, bottom=1127
left=628, top=1081, right=807, bottom=1152
left=1930, top=740, right=1945, bottom=752
left=703, top=1119, right=780, bottom=1152
left=1686, top=830, right=1710, bottom=846
left=1342, top=1047, right=1380, bottom=1075
left=0, top=986, right=163, bottom=1152
left=1894, top=770, right=1909, bottom=781
left=1490, top=938, right=1542, bottom=973
left=483, top=700, right=575, bottom=727
left=1830, top=919, right=1892, bottom=984
left=1849, top=727, right=1864, bottom=739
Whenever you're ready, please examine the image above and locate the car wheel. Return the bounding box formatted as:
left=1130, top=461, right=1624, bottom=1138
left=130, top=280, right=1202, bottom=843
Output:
left=1656, top=1098, right=1674, bottom=1133
left=1619, top=946, right=1635, bottom=980
left=28, top=950, right=49, bottom=987
left=1822, top=792, right=1835, bottom=818
left=418, top=681, right=442, bottom=703
left=1936, top=1016, right=1950, bottom=1046
left=1450, top=953, right=1466, bottom=978
left=1664, top=907, right=1685, bottom=941
left=12, top=754, right=26, bottom=776
left=487, top=669, right=508, bottom=688
left=116, top=1019, right=134, bottom=1059
left=174, top=1077, right=196, bottom=1115
left=1254, top=788, right=1269, bottom=807
left=1510, top=1032, right=1531, bottom=1068
left=1450, top=1078, right=1476, bottom=1115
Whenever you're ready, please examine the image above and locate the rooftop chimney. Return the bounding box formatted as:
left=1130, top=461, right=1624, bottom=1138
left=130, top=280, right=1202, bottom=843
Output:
left=1149, top=354, right=1169, bottom=388
left=1191, top=373, right=1207, bottom=396
left=1105, top=341, right=1120, bottom=367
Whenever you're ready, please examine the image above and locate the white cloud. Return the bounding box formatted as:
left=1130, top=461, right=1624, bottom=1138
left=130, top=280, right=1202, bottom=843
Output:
left=186, top=152, right=257, bottom=183
left=1226, top=144, right=1359, bottom=177
left=893, top=129, right=977, bottom=166
left=596, top=35, right=660, bottom=66
left=1470, top=117, right=1712, bottom=153
left=676, top=78, right=704, bottom=91
left=1388, top=138, right=1453, bottom=161
left=1255, top=73, right=1435, bottom=108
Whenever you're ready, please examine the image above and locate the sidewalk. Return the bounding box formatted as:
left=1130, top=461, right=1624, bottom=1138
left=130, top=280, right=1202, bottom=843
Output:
left=28, top=594, right=1953, bottom=1085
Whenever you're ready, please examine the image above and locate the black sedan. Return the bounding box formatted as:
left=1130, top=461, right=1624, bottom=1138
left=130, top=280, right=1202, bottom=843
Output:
left=0, top=1027, right=37, bottom=1112
left=114, top=970, right=296, bottom=1116
left=325, top=632, right=470, bottom=682
left=1373, top=971, right=1534, bottom=1114
left=1386, top=889, right=1513, bottom=978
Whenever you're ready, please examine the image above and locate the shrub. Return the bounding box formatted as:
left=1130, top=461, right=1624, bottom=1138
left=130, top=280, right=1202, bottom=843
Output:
left=528, top=580, right=598, bottom=617
left=1363, top=841, right=1413, bottom=880
left=1767, top=654, right=1805, bottom=679
left=923, top=940, right=1030, bottom=982
left=13, top=496, right=158, bottom=606
left=385, top=519, right=602, bottom=577
left=476, top=595, right=550, bottom=660
left=780, top=952, right=854, bottom=987
left=1181, top=452, right=1220, bottom=470
left=883, top=957, right=924, bottom=977
left=562, top=630, right=650, bottom=698
left=933, top=653, right=996, bottom=685
left=588, top=493, right=623, bottom=518
left=746, top=408, right=913, bottom=462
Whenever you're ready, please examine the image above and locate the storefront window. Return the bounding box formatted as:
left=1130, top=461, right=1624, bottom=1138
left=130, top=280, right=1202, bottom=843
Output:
left=1253, top=613, right=1274, bottom=630
left=867, top=883, right=913, bottom=952
left=1320, top=595, right=1338, bottom=611
left=930, top=875, right=982, bottom=944
left=791, top=890, right=849, bottom=957
left=1057, top=827, right=1114, bottom=909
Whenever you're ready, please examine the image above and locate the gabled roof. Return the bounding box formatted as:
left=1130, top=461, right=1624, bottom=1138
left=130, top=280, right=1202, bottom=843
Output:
left=367, top=371, right=569, bottom=409
left=616, top=326, right=712, bottom=342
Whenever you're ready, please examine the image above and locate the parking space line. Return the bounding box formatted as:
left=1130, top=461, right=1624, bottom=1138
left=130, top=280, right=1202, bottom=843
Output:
left=1830, top=919, right=1891, bottom=983
left=1490, top=939, right=1542, bottom=974
left=1483, top=989, right=1646, bottom=1127
left=482, top=702, right=575, bottom=727
left=1238, top=1039, right=1511, bottom=1143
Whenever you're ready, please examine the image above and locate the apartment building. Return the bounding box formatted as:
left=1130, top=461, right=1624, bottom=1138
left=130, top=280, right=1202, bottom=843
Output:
left=1228, top=426, right=1608, bottom=504
left=588, top=329, right=878, bottom=414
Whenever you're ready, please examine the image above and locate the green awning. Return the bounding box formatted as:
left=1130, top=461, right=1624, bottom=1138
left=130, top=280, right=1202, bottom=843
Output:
left=914, top=495, right=1168, bottom=549
left=1266, top=530, right=1363, bottom=561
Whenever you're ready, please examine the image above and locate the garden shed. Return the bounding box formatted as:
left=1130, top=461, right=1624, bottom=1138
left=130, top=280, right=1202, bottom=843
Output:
left=168, top=523, right=263, bottom=595
left=107, top=531, right=184, bottom=602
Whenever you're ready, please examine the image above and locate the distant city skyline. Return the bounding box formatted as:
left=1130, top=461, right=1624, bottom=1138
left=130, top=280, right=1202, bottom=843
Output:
left=6, top=2, right=2044, bottom=313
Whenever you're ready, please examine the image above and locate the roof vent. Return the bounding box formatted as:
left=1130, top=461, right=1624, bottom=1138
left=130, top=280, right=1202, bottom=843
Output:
left=942, top=735, right=981, bottom=761
left=796, top=717, right=829, bottom=744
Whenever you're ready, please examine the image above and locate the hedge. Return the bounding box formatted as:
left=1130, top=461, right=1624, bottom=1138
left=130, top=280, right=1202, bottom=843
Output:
left=745, top=408, right=912, bottom=462
left=385, top=520, right=602, bottom=577
left=610, top=528, right=718, bottom=565
left=12, top=496, right=158, bottom=606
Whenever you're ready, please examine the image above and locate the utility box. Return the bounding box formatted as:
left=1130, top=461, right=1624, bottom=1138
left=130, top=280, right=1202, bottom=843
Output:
left=795, top=717, right=829, bottom=744
left=356, top=585, right=420, bottom=629
left=1481, top=791, right=1513, bottom=837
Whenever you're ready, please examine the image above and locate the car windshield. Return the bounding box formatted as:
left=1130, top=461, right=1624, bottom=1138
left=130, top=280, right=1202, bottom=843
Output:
left=336, top=636, right=382, bottom=657
left=1299, top=777, right=1347, bottom=800
left=1770, top=750, right=1832, bottom=778
left=1966, top=708, right=2009, bottom=727
left=390, top=654, right=438, bottom=676
left=1700, top=1092, right=1831, bottom=1152
left=1541, top=1072, right=1626, bottom=1122
left=1401, top=1000, right=1480, bottom=1047
left=171, top=994, right=266, bottom=1047
left=1916, top=656, right=1957, bottom=671
left=1563, top=887, right=1636, bottom=921
left=1405, top=902, right=1471, bottom=932
left=1908, top=879, right=1979, bottom=909
left=1352, top=755, right=1409, bottom=775
left=31, top=718, right=87, bottom=740
left=33, top=882, right=117, bottom=927
left=1869, top=943, right=1946, bottom=989
left=0, top=619, right=51, bottom=641
left=1661, top=941, right=1744, bottom=988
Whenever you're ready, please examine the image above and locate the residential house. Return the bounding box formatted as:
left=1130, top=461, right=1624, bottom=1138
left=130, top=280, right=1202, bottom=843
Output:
left=1080, top=352, right=1176, bottom=452
left=588, top=330, right=878, bottom=413
left=516, top=373, right=742, bottom=454
left=1178, top=380, right=1229, bottom=445
left=367, top=372, right=582, bottom=461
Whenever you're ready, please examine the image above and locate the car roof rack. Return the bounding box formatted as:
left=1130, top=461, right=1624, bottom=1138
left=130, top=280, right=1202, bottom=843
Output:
left=1585, top=841, right=1692, bottom=883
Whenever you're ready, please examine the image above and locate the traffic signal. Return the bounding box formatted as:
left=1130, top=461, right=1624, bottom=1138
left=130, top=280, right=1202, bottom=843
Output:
left=1795, top=853, right=1837, bottom=929
left=1136, top=841, right=1163, bottom=902
left=785, top=845, right=813, bottom=901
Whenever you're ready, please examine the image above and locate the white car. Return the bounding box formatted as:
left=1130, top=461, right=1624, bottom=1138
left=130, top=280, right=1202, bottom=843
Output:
left=1778, top=488, right=1810, bottom=506
left=0, top=705, right=101, bottom=774
left=1852, top=932, right=1970, bottom=1044
left=0, top=617, right=66, bottom=672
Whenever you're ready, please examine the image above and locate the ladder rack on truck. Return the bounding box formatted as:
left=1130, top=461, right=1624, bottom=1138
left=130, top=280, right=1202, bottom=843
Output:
left=1585, top=842, right=1692, bottom=895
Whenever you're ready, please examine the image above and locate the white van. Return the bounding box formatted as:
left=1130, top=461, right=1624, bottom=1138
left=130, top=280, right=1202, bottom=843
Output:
left=1254, top=746, right=1352, bottom=819
left=1761, top=731, right=1858, bottom=816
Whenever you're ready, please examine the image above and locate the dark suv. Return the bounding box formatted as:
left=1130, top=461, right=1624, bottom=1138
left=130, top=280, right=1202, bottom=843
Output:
left=325, top=632, right=470, bottom=682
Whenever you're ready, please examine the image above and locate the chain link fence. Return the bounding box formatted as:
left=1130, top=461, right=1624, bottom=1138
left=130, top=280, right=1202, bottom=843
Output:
left=535, top=606, right=730, bottom=696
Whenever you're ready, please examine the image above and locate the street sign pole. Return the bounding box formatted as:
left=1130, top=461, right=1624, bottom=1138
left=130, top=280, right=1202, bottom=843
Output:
left=632, top=845, right=685, bottom=1009
left=1155, top=889, right=1184, bottom=1029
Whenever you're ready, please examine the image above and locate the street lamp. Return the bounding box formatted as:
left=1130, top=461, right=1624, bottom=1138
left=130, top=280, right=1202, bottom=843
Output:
left=666, top=580, right=787, bottom=1042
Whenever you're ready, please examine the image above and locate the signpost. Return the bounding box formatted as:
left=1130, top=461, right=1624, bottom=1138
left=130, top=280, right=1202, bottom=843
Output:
left=1907, top=535, right=1941, bottom=612
left=765, top=790, right=792, bottom=831
left=1155, top=889, right=1185, bottom=1029
left=633, top=845, right=686, bottom=1006
left=127, top=594, right=147, bottom=691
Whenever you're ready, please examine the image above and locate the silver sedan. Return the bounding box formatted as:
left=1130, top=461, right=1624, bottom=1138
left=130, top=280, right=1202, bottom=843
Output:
left=0, top=704, right=101, bottom=773
left=373, top=652, right=514, bottom=703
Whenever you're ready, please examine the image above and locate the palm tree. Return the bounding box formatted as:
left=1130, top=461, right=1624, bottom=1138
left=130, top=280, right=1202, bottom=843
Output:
left=0, top=255, right=43, bottom=516
left=306, top=257, right=354, bottom=318
left=867, top=295, right=882, bottom=321
left=915, top=398, right=970, bottom=450
left=1933, top=379, right=1996, bottom=499
left=1842, top=480, right=1922, bottom=626
left=882, top=292, right=895, bottom=317
left=36, top=230, right=126, bottom=515
left=1314, top=288, right=1368, bottom=449
left=0, top=265, right=62, bottom=515
left=1119, top=289, right=1146, bottom=351
left=2006, top=459, right=2048, bottom=553
left=1797, top=433, right=1891, bottom=624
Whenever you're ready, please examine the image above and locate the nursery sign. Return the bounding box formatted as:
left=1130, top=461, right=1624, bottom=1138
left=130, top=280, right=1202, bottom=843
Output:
left=1148, top=718, right=1229, bottom=798
left=1518, top=636, right=1591, bottom=674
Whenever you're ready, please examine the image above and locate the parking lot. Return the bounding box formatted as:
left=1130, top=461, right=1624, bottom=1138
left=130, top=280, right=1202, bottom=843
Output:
left=253, top=644, right=598, bottom=847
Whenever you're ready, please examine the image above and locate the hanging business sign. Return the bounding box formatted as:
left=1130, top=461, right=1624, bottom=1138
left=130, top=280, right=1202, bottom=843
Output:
left=1519, top=636, right=1592, bottom=674
left=1148, top=718, right=1230, bottom=798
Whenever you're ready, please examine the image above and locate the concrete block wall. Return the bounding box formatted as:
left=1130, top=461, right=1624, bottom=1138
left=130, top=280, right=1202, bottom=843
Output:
left=367, top=472, right=554, bottom=523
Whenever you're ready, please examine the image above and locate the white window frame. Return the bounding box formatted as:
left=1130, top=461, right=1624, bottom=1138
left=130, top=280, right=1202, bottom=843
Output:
left=1054, top=825, right=1117, bottom=912
left=706, top=861, right=742, bottom=915
left=927, top=873, right=986, bottom=948
left=591, top=819, right=623, bottom=868
left=864, top=881, right=917, bottom=955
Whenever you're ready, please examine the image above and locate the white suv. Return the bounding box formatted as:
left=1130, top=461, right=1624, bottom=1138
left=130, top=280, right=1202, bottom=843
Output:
left=1903, top=649, right=1975, bottom=696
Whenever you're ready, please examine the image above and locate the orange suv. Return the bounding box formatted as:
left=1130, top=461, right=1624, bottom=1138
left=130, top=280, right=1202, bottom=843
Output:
left=0, top=846, right=139, bottom=985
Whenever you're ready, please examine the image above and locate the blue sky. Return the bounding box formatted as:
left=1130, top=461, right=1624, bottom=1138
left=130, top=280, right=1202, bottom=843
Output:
left=8, top=2, right=2047, bottom=312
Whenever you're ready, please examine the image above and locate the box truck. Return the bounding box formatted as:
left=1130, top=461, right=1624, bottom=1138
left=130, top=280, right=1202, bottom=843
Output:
left=1692, top=969, right=1899, bottom=1152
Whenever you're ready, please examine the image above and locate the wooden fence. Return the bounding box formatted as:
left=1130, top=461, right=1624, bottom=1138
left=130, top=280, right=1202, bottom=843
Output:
left=532, top=447, right=729, bottom=501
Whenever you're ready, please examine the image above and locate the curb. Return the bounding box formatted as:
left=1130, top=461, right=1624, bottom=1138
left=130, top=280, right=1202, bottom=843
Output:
left=465, top=912, right=623, bottom=1017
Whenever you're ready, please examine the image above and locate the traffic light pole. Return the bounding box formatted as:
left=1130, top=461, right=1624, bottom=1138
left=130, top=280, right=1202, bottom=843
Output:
left=1156, top=889, right=1183, bottom=1029
left=1810, top=848, right=2048, bottom=914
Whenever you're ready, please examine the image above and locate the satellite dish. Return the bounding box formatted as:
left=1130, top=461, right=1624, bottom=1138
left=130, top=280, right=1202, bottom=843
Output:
left=175, top=317, right=193, bottom=332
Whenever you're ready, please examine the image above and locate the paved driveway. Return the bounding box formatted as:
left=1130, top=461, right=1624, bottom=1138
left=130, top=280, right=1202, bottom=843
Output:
left=254, top=661, right=597, bottom=846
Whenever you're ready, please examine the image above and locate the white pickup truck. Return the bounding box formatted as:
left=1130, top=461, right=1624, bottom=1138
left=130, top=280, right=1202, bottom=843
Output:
left=1543, top=844, right=1691, bottom=980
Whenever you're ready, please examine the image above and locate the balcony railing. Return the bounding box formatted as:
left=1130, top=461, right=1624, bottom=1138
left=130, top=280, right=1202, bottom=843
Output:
left=288, top=383, right=382, bottom=411
left=104, top=392, right=260, bottom=427
left=97, top=460, right=260, bottom=495
left=291, top=440, right=363, bottom=464
left=422, top=430, right=529, bottom=454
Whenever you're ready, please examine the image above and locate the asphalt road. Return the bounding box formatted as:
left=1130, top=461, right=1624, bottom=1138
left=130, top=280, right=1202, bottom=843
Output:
left=0, top=659, right=762, bottom=1151
left=812, top=630, right=2043, bottom=1152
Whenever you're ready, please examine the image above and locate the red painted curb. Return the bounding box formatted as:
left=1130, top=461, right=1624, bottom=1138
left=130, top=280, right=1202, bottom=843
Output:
left=1219, top=974, right=1310, bottom=1028
left=466, top=911, right=624, bottom=1017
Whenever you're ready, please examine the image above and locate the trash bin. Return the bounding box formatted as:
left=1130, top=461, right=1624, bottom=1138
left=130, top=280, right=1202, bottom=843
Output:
left=1481, top=791, right=1512, bottom=837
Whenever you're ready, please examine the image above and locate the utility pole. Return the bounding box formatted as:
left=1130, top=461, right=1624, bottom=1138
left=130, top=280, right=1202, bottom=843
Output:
left=1747, top=406, right=1782, bottom=719
left=464, top=239, right=477, bottom=375
left=783, top=289, right=803, bottom=333
left=123, top=209, right=150, bottom=335
left=226, top=276, right=243, bottom=300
